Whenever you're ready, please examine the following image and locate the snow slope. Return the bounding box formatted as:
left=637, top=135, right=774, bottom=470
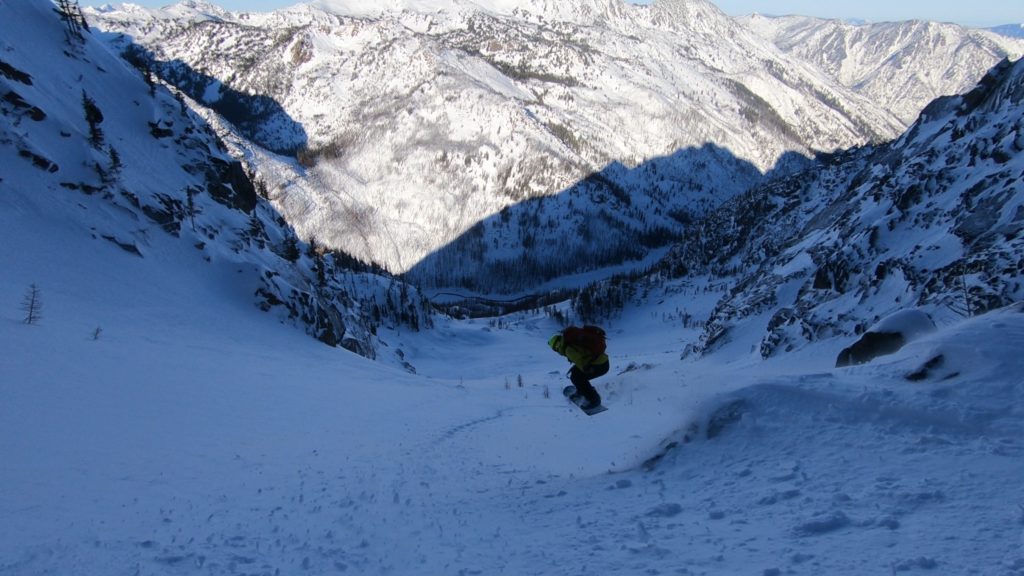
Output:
left=3, top=58, right=1023, bottom=569
left=3, top=2, right=1023, bottom=574
left=4, top=186, right=1024, bottom=574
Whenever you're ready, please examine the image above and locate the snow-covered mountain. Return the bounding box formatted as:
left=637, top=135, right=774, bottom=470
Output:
left=660, top=56, right=1024, bottom=360
left=1, top=0, right=432, bottom=358
left=990, top=23, right=1024, bottom=39
left=86, top=0, right=907, bottom=291
left=8, top=0, right=1021, bottom=358
left=742, top=14, right=1024, bottom=125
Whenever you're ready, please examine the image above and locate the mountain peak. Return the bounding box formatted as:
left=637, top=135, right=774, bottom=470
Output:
left=308, top=0, right=633, bottom=20
left=743, top=14, right=1024, bottom=124
left=989, top=23, right=1024, bottom=39
left=83, top=0, right=233, bottom=23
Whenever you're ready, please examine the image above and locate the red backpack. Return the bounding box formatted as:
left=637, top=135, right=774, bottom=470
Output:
left=563, top=325, right=607, bottom=356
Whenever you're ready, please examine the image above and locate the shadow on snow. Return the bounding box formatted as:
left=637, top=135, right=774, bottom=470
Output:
left=99, top=31, right=308, bottom=156
left=402, top=143, right=812, bottom=300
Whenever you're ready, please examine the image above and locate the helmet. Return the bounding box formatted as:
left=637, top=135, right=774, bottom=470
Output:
left=548, top=334, right=564, bottom=350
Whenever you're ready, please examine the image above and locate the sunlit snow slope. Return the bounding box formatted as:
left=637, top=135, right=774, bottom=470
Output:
left=3, top=189, right=1024, bottom=574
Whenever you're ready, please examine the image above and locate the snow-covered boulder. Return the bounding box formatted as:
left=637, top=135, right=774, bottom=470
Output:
left=836, top=309, right=937, bottom=367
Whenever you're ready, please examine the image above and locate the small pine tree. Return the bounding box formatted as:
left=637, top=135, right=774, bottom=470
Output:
left=947, top=261, right=975, bottom=318
left=108, top=146, right=122, bottom=173
left=959, top=263, right=973, bottom=318
left=21, top=284, right=42, bottom=325
left=174, top=91, right=188, bottom=117
left=254, top=177, right=269, bottom=199
left=143, top=62, right=156, bottom=97
left=81, top=90, right=104, bottom=147
left=103, top=146, right=122, bottom=185
left=281, top=235, right=301, bottom=262
left=186, top=186, right=198, bottom=232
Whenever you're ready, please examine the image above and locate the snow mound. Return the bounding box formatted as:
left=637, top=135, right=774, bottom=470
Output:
left=835, top=308, right=938, bottom=367
left=629, top=305, right=1024, bottom=573
left=868, top=308, right=937, bottom=340
left=652, top=303, right=1024, bottom=466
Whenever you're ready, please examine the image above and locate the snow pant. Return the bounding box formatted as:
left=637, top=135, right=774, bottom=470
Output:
left=569, top=360, right=609, bottom=405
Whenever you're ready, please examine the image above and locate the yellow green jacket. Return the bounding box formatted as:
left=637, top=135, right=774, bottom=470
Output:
left=548, top=334, right=609, bottom=370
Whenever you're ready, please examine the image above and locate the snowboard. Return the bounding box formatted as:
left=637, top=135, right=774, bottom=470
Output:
left=562, top=385, right=608, bottom=416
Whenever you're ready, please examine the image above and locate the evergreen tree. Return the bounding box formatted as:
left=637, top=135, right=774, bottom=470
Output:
left=21, top=284, right=42, bottom=325
left=143, top=61, right=156, bottom=97
left=106, top=146, right=122, bottom=183
left=185, top=187, right=200, bottom=232
left=81, top=90, right=104, bottom=147
left=281, top=235, right=301, bottom=262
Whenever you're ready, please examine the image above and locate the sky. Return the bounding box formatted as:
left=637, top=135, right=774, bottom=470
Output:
left=89, top=0, right=1023, bottom=27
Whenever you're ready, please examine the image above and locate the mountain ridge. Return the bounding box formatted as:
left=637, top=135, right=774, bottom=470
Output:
left=742, top=14, right=1024, bottom=124
left=1, top=0, right=433, bottom=358
left=658, top=56, right=1024, bottom=360
left=86, top=0, right=904, bottom=289
left=8, top=0, right=1021, bottom=361
left=989, top=23, right=1024, bottom=39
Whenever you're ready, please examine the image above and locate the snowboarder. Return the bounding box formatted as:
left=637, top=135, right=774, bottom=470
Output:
left=548, top=325, right=609, bottom=411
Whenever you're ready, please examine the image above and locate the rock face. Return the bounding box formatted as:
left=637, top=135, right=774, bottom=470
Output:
left=664, top=58, right=1024, bottom=360
left=836, top=332, right=906, bottom=367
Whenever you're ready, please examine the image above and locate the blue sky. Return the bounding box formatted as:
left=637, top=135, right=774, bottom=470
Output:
left=92, top=0, right=1022, bottom=28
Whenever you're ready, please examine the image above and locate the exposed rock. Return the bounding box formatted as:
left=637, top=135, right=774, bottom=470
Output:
left=836, top=309, right=936, bottom=367
left=836, top=331, right=906, bottom=367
